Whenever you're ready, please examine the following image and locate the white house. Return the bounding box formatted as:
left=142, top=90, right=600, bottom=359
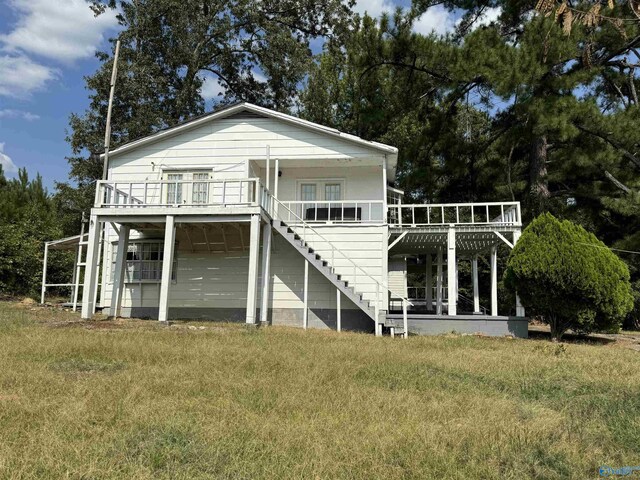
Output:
left=42, top=102, right=527, bottom=337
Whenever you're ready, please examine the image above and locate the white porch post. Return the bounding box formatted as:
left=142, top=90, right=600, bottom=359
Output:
left=81, top=214, right=101, bottom=319
left=159, top=215, right=176, bottom=322
left=265, top=145, right=271, bottom=192
left=245, top=214, right=261, bottom=324
left=513, top=229, right=525, bottom=317
left=259, top=221, right=272, bottom=324
left=110, top=224, right=130, bottom=318
left=382, top=155, right=388, bottom=222
left=490, top=245, right=498, bottom=316
left=40, top=242, right=49, bottom=304
left=303, top=258, right=309, bottom=329
left=425, top=253, right=433, bottom=311
left=436, top=246, right=443, bottom=315
left=336, top=288, right=341, bottom=332
left=472, top=255, right=480, bottom=314
left=274, top=158, right=280, bottom=199
left=447, top=226, right=457, bottom=316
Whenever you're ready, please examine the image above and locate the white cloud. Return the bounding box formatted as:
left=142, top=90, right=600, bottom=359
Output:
left=0, top=143, right=18, bottom=174
left=0, top=55, right=57, bottom=98
left=474, top=6, right=502, bottom=27
left=352, top=0, right=396, bottom=17
left=0, top=0, right=119, bottom=64
left=199, top=72, right=227, bottom=100
left=413, top=5, right=457, bottom=36
left=0, top=109, right=40, bottom=121
left=412, top=5, right=502, bottom=37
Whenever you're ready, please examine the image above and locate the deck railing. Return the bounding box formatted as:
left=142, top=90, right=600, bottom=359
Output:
left=95, top=179, right=260, bottom=208
left=95, top=180, right=521, bottom=229
left=274, top=200, right=385, bottom=224
left=388, top=202, right=521, bottom=226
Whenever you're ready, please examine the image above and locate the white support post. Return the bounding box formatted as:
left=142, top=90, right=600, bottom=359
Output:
left=336, top=288, right=341, bottom=332
left=274, top=158, right=279, bottom=199
left=513, top=229, right=525, bottom=317
left=159, top=215, right=176, bottom=322
left=265, top=145, right=271, bottom=192
left=382, top=155, right=388, bottom=222
left=490, top=245, right=498, bottom=316
left=472, top=255, right=480, bottom=314
left=110, top=224, right=130, bottom=318
left=454, top=258, right=459, bottom=307
left=81, top=215, right=101, bottom=319
left=402, top=299, right=408, bottom=339
left=436, top=246, right=443, bottom=315
left=447, top=226, right=457, bottom=316
left=40, top=242, right=49, bottom=304
left=375, top=282, right=381, bottom=337
left=425, top=253, right=433, bottom=311
left=303, top=258, right=309, bottom=329
left=245, top=215, right=261, bottom=324
left=259, top=221, right=272, bottom=324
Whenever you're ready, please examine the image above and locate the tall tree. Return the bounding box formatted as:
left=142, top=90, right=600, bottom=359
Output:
left=58, top=0, right=356, bottom=233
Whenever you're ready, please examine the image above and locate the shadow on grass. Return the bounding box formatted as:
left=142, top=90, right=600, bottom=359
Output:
left=528, top=328, right=616, bottom=346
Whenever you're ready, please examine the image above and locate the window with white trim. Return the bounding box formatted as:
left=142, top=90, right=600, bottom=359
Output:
left=111, top=241, right=177, bottom=283
left=163, top=170, right=213, bottom=205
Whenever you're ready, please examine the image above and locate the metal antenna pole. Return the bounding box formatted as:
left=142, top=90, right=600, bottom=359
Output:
left=102, top=39, right=121, bottom=180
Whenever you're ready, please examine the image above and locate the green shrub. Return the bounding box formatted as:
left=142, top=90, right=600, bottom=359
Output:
left=505, top=213, right=633, bottom=341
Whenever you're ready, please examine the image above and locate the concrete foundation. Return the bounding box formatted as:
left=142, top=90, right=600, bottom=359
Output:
left=386, top=313, right=528, bottom=338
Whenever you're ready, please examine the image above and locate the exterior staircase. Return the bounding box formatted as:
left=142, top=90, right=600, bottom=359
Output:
left=272, top=219, right=379, bottom=322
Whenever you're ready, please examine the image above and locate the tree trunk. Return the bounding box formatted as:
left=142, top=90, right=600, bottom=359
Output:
left=549, top=314, right=564, bottom=342
left=529, top=135, right=550, bottom=214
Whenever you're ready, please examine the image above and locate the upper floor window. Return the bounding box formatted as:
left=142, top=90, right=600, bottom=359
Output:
left=163, top=170, right=211, bottom=205
left=325, top=183, right=341, bottom=201
left=299, top=180, right=343, bottom=201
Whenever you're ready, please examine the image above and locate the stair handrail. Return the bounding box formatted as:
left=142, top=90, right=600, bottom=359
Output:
left=457, top=293, right=489, bottom=315
left=265, top=189, right=413, bottom=308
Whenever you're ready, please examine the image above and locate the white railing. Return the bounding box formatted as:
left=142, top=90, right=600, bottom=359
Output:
left=275, top=200, right=385, bottom=224
left=95, top=179, right=260, bottom=208
left=263, top=193, right=412, bottom=316
left=401, top=287, right=487, bottom=314
left=388, top=202, right=521, bottom=226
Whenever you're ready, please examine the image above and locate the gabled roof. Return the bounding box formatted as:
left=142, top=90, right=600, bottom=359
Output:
left=102, top=102, right=398, bottom=160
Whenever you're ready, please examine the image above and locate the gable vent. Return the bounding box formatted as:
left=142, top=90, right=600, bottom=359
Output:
left=226, top=111, right=268, bottom=120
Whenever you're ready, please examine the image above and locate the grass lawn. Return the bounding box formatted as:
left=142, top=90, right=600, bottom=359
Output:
left=1, top=301, right=639, bottom=479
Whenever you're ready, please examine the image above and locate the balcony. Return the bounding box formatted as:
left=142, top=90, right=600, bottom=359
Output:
left=95, top=180, right=521, bottom=228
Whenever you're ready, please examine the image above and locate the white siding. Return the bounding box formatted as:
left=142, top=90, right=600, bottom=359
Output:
left=102, top=224, right=385, bottom=314
left=388, top=256, right=408, bottom=299
left=108, top=117, right=384, bottom=182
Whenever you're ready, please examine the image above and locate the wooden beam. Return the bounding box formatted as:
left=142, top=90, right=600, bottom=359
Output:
left=494, top=231, right=514, bottom=249
left=40, top=242, right=48, bottom=304
left=201, top=226, right=212, bottom=253
left=490, top=246, right=498, bottom=316
left=425, top=253, right=433, bottom=311
left=259, top=222, right=272, bottom=324
left=436, top=246, right=443, bottom=315
left=110, top=225, right=130, bottom=318
left=158, top=215, right=176, bottom=322
left=472, top=256, right=480, bottom=313
left=184, top=226, right=194, bottom=253
left=303, top=258, right=309, bottom=329
left=513, top=230, right=525, bottom=317
left=447, top=227, right=457, bottom=316
left=245, top=215, right=261, bottom=324
left=336, top=288, right=341, bottom=332
left=81, top=215, right=102, bottom=319
left=388, top=231, right=408, bottom=250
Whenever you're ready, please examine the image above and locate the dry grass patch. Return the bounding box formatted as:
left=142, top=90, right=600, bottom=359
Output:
left=0, top=301, right=639, bottom=479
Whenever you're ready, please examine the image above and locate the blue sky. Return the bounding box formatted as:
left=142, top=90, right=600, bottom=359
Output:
left=0, top=0, right=497, bottom=190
